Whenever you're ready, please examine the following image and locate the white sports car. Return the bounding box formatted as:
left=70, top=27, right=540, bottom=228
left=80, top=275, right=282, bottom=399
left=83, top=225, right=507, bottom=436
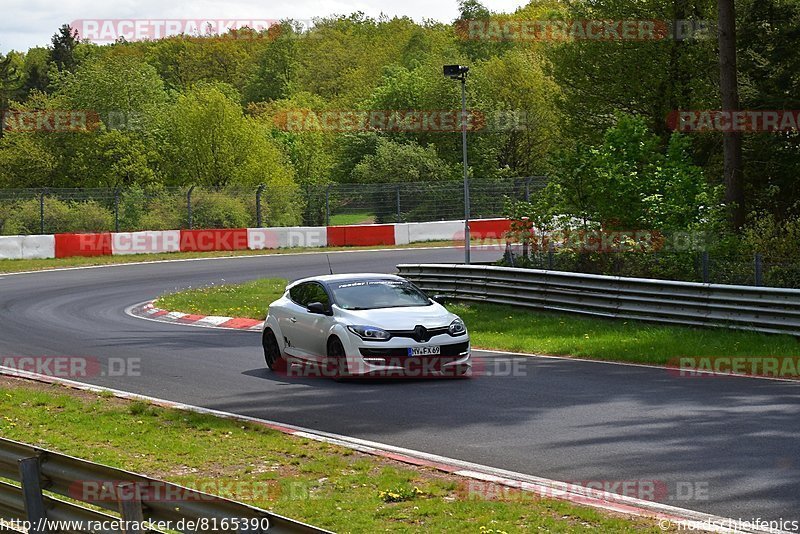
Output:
left=261, top=273, right=471, bottom=379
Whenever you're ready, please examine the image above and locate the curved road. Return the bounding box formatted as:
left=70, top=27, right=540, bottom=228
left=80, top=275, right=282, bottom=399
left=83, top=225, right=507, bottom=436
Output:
left=1, top=247, right=798, bottom=523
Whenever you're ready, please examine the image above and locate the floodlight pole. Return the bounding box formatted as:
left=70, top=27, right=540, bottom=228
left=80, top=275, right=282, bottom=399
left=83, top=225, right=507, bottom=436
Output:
left=459, top=73, right=470, bottom=264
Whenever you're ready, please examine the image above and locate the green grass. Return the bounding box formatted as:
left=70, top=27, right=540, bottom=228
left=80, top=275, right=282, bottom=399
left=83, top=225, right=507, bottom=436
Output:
left=0, top=241, right=457, bottom=275
left=329, top=211, right=377, bottom=225
left=0, top=377, right=671, bottom=533
left=158, top=278, right=287, bottom=319
left=450, top=302, right=800, bottom=365
left=157, top=278, right=800, bottom=366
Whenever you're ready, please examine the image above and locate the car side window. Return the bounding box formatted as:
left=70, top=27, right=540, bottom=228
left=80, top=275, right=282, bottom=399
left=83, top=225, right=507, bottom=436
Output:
left=289, top=283, right=311, bottom=306
left=306, top=283, right=330, bottom=306
left=289, top=282, right=330, bottom=307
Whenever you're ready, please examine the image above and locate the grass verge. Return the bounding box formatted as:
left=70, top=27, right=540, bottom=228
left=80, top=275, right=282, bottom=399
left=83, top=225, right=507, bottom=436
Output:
left=157, top=278, right=800, bottom=366
left=0, top=376, right=674, bottom=533
left=0, top=241, right=461, bottom=275
left=329, top=212, right=376, bottom=225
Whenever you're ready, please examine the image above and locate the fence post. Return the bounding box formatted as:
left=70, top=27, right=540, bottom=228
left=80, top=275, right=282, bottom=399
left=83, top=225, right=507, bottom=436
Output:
left=754, top=253, right=763, bottom=286
left=256, top=184, right=265, bottom=228
left=524, top=177, right=531, bottom=202
left=325, top=184, right=331, bottom=227
left=39, top=189, right=46, bottom=235
left=396, top=185, right=401, bottom=223
left=503, top=242, right=515, bottom=267
left=114, top=188, right=120, bottom=233
left=547, top=241, right=554, bottom=270
left=116, top=482, right=145, bottom=534
left=187, top=185, right=195, bottom=230
left=701, top=251, right=710, bottom=283
left=18, top=456, right=49, bottom=534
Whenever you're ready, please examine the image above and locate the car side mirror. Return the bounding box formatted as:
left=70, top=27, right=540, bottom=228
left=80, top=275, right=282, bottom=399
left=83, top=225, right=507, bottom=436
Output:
left=430, top=294, right=449, bottom=304
left=307, top=301, right=332, bottom=315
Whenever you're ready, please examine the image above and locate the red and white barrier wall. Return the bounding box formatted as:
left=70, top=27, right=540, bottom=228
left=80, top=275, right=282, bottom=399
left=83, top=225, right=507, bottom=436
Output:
left=0, top=218, right=511, bottom=260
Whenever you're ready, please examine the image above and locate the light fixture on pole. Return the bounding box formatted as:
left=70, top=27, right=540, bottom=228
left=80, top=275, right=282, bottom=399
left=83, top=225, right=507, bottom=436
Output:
left=443, top=64, right=471, bottom=264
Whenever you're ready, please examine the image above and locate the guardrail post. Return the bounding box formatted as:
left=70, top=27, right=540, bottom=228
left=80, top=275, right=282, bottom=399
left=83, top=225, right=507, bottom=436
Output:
left=256, top=184, right=266, bottom=228
left=503, top=242, right=515, bottom=267
left=18, top=456, right=49, bottom=534
left=116, top=482, right=145, bottom=534
left=754, top=253, right=763, bottom=286
left=187, top=185, right=195, bottom=230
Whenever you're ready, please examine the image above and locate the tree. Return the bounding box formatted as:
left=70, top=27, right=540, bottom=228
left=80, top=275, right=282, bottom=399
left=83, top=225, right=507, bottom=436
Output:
left=717, top=0, right=744, bottom=229
left=0, top=53, right=22, bottom=139
left=157, top=83, right=301, bottom=223
left=244, top=22, right=301, bottom=103
left=351, top=137, right=454, bottom=183
left=59, top=54, right=167, bottom=122
left=19, top=48, right=52, bottom=95
left=543, top=115, right=719, bottom=232
left=51, top=24, right=79, bottom=73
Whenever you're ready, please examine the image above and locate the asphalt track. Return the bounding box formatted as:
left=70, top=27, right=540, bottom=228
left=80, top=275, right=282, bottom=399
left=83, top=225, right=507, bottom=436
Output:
left=1, top=247, right=798, bottom=523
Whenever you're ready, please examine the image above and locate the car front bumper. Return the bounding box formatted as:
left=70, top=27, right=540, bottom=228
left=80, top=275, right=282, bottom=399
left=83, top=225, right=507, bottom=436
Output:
left=341, top=332, right=472, bottom=378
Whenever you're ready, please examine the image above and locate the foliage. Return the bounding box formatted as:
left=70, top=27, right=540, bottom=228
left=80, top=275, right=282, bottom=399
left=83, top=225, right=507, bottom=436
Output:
left=351, top=137, right=454, bottom=183
left=3, top=197, right=113, bottom=234
left=138, top=193, right=185, bottom=230
left=523, top=114, right=721, bottom=233
left=190, top=191, right=251, bottom=229
left=50, top=24, right=80, bottom=73
left=67, top=199, right=115, bottom=231
left=742, top=211, right=800, bottom=263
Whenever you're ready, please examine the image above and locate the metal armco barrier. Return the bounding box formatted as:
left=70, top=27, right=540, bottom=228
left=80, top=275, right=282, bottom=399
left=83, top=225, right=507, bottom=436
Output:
left=397, top=264, right=800, bottom=336
left=0, top=437, right=330, bottom=533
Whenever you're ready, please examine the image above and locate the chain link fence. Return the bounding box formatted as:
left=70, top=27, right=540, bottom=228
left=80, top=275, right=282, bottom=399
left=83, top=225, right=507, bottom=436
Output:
left=0, top=177, right=547, bottom=235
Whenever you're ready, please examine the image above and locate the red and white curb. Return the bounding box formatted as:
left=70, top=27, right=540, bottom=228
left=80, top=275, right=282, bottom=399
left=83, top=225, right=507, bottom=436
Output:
left=0, top=366, right=771, bottom=534
left=132, top=301, right=264, bottom=331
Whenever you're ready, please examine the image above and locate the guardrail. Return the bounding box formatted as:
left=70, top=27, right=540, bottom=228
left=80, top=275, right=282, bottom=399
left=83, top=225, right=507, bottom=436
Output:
left=397, top=264, right=800, bottom=336
left=0, top=437, right=329, bottom=533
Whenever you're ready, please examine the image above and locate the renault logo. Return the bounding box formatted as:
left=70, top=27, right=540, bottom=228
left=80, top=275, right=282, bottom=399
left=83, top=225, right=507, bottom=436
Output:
left=413, top=325, right=430, bottom=342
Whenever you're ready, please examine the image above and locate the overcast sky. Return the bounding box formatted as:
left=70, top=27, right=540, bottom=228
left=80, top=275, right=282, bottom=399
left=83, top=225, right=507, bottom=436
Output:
left=0, top=0, right=525, bottom=53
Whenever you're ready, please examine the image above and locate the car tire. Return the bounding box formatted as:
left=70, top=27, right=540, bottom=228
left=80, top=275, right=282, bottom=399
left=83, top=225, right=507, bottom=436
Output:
left=262, top=328, right=286, bottom=372
left=326, top=336, right=349, bottom=381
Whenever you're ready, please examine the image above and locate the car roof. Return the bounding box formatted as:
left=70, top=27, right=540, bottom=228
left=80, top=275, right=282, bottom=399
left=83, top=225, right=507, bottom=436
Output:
left=287, top=273, right=403, bottom=289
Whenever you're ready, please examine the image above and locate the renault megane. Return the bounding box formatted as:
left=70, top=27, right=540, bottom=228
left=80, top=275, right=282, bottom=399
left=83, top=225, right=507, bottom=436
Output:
left=261, top=273, right=471, bottom=379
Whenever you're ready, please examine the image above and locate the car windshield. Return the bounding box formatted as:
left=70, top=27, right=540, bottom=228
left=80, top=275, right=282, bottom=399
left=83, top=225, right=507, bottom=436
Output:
left=330, top=279, right=432, bottom=310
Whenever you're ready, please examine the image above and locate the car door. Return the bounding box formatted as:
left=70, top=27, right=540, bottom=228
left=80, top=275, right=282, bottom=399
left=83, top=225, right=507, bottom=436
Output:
left=290, top=282, right=333, bottom=362
left=280, top=282, right=313, bottom=360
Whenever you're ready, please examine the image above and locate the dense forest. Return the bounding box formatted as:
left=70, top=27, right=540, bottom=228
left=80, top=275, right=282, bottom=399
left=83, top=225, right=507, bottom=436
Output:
left=0, top=0, right=799, bottom=263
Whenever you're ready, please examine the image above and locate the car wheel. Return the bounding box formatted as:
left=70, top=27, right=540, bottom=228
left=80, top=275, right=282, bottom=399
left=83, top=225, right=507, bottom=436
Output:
left=262, top=328, right=286, bottom=372
left=326, top=337, right=349, bottom=381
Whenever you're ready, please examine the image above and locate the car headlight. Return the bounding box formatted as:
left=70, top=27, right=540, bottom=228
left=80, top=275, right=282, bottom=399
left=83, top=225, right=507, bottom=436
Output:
left=347, top=325, right=392, bottom=341
left=448, top=318, right=467, bottom=336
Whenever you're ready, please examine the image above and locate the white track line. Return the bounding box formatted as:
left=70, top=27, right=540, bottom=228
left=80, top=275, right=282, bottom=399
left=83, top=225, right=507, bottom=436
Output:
left=0, top=365, right=772, bottom=533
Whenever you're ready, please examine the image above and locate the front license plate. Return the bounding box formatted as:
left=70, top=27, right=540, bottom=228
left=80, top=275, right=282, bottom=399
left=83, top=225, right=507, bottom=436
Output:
left=409, top=346, right=441, bottom=356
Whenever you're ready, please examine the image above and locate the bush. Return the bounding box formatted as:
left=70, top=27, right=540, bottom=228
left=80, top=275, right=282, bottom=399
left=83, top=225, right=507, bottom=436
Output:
left=117, top=184, right=149, bottom=231
left=0, top=201, right=18, bottom=235
left=138, top=193, right=184, bottom=230
left=190, top=191, right=251, bottom=229
left=4, top=197, right=72, bottom=234
left=68, top=200, right=114, bottom=232
left=3, top=197, right=116, bottom=234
